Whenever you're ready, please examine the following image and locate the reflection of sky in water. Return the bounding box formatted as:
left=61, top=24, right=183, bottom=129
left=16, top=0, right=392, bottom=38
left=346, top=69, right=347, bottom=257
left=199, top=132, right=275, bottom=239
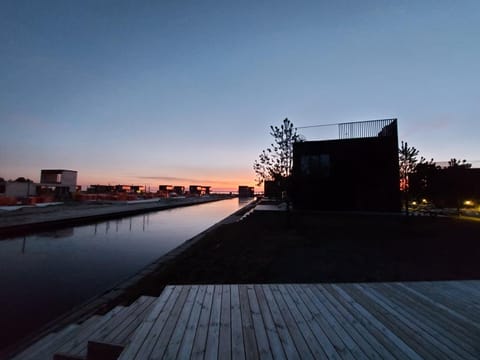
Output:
left=0, top=198, right=250, bottom=348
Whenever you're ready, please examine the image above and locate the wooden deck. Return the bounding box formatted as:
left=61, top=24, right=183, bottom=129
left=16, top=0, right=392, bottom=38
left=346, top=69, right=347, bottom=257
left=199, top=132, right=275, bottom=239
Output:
left=119, top=281, right=480, bottom=360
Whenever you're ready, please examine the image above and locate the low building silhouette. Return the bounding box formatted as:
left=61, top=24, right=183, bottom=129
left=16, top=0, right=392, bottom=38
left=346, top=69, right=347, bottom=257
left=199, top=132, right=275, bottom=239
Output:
left=238, top=186, right=254, bottom=198
left=189, top=185, right=211, bottom=196
left=159, top=185, right=185, bottom=197
left=292, top=119, right=400, bottom=211
left=0, top=178, right=37, bottom=198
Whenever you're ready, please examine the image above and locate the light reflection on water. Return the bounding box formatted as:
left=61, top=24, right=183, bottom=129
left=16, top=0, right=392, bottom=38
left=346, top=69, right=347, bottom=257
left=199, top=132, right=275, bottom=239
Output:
left=0, top=197, right=251, bottom=350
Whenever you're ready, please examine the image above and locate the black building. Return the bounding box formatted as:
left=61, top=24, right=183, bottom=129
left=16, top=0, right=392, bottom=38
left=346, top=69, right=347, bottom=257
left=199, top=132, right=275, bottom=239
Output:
left=292, top=119, right=400, bottom=212
left=238, top=186, right=254, bottom=198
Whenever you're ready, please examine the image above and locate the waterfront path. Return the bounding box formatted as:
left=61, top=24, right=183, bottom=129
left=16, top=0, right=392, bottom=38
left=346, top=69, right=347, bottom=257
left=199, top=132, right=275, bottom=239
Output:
left=0, top=196, right=229, bottom=233
left=12, top=280, right=480, bottom=359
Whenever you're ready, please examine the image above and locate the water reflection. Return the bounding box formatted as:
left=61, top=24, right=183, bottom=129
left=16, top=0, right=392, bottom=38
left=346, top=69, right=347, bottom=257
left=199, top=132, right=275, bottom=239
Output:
left=0, top=198, right=250, bottom=350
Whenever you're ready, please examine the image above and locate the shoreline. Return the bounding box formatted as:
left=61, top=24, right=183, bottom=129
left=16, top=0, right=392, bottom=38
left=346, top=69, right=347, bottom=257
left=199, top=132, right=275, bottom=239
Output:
left=1, top=198, right=258, bottom=358
left=0, top=195, right=234, bottom=238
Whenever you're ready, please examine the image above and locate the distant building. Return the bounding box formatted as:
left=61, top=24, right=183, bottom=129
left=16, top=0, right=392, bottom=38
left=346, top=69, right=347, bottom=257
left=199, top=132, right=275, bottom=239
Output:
left=189, top=185, right=211, bottom=196
left=173, top=186, right=185, bottom=195
left=40, top=169, right=77, bottom=192
left=292, top=119, right=400, bottom=212
left=40, top=169, right=78, bottom=200
left=87, top=184, right=145, bottom=193
left=238, top=185, right=254, bottom=198
left=159, top=185, right=174, bottom=192
left=0, top=179, right=37, bottom=198
left=87, top=185, right=115, bottom=193
left=159, top=185, right=185, bottom=196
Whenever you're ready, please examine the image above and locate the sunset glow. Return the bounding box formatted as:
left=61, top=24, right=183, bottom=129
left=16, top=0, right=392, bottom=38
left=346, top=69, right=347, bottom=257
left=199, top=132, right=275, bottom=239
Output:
left=1, top=1, right=479, bottom=187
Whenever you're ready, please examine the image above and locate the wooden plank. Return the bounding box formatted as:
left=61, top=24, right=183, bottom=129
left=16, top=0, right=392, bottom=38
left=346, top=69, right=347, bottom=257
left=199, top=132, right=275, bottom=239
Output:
left=238, top=285, right=259, bottom=360
left=147, top=285, right=192, bottom=358
left=99, top=297, right=151, bottom=342
left=12, top=326, right=75, bottom=360
left=344, top=284, right=445, bottom=359
left=409, top=281, right=480, bottom=323
left=312, top=285, right=391, bottom=360
left=453, top=280, right=480, bottom=296
left=176, top=285, right=208, bottom=360
left=191, top=284, right=215, bottom=360
left=218, top=284, right=232, bottom=360
left=364, top=283, right=475, bottom=360
left=230, top=285, right=246, bottom=360
left=110, top=296, right=157, bottom=345
left=391, top=283, right=480, bottom=344
left=55, top=307, right=125, bottom=355
left=303, top=285, right=370, bottom=359
left=445, top=281, right=480, bottom=303
left=204, top=284, right=223, bottom=360
left=118, top=285, right=179, bottom=359
left=294, top=284, right=354, bottom=360
left=261, top=285, right=305, bottom=359
left=284, top=284, right=340, bottom=359
left=161, top=285, right=199, bottom=359
left=275, top=285, right=327, bottom=359
left=377, top=284, right=475, bottom=357
left=415, top=281, right=480, bottom=321
left=246, top=284, right=273, bottom=360
left=322, top=285, right=398, bottom=359
left=328, top=284, right=421, bottom=360
left=268, top=285, right=314, bottom=360
left=380, top=283, right=480, bottom=358
left=253, top=285, right=287, bottom=360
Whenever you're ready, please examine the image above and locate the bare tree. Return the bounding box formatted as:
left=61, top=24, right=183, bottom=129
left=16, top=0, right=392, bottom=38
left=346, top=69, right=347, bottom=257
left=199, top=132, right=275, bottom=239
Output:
left=253, top=118, right=302, bottom=186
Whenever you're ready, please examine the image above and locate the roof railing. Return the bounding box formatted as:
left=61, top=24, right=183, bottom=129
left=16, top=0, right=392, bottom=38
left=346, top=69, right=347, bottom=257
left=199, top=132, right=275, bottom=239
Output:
left=297, top=118, right=397, bottom=141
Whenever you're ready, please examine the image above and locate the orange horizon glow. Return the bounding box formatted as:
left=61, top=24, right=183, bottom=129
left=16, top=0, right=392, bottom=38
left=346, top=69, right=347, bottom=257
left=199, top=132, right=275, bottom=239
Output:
left=76, top=175, right=261, bottom=193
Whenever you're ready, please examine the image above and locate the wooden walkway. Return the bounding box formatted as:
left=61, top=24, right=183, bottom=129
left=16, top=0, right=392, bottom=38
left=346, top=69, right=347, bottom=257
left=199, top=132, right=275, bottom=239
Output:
left=119, top=281, right=480, bottom=359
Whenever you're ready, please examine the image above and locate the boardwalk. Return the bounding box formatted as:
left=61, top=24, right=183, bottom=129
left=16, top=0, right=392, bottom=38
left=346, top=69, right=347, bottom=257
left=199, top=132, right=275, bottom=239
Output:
left=120, top=282, right=480, bottom=359
left=12, top=281, right=480, bottom=359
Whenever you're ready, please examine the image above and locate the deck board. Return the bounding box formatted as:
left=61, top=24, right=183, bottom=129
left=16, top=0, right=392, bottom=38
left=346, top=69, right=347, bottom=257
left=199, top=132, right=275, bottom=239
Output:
left=56, top=280, right=478, bottom=360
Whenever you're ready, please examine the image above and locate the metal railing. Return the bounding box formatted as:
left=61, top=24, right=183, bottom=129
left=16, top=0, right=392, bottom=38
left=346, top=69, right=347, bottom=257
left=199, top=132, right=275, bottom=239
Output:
left=298, top=118, right=397, bottom=141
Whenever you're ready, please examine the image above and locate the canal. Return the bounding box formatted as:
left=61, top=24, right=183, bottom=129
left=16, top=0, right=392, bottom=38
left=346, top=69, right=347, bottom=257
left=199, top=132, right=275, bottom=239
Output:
left=0, top=197, right=250, bottom=351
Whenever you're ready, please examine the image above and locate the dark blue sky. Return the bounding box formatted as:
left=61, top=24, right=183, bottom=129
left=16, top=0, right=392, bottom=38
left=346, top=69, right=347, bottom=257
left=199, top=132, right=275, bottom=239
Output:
left=1, top=0, right=479, bottom=189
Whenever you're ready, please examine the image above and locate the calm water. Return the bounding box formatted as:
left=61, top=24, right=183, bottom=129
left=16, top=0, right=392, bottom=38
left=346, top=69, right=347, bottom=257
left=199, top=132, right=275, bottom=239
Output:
left=0, top=197, right=251, bottom=350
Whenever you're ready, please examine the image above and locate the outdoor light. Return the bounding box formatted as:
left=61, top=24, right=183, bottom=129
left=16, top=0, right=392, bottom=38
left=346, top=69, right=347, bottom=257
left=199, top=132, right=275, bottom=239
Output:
left=412, top=201, right=417, bottom=206
left=422, top=198, right=428, bottom=204
left=464, top=200, right=474, bottom=206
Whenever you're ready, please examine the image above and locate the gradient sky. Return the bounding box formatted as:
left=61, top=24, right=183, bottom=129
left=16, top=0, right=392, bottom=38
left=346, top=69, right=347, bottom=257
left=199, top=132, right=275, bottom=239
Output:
left=1, top=0, right=479, bottom=191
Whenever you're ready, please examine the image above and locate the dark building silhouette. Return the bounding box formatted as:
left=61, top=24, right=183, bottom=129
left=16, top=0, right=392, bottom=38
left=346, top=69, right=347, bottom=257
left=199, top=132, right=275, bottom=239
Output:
left=159, top=185, right=185, bottom=196
left=189, top=185, right=211, bottom=196
left=292, top=119, right=400, bottom=211
left=264, top=180, right=282, bottom=199
left=410, top=167, right=480, bottom=208
left=87, top=184, right=145, bottom=193
left=238, top=185, right=254, bottom=198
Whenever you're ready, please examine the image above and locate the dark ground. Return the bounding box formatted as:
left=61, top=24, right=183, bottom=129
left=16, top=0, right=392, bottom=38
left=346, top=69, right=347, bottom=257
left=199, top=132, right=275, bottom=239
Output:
left=5, top=209, right=480, bottom=358
left=113, top=210, right=480, bottom=304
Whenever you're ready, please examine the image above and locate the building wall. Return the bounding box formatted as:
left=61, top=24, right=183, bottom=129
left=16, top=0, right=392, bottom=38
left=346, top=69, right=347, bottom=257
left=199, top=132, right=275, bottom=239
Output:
left=292, top=136, right=400, bottom=211
left=238, top=186, right=254, bottom=198
left=2, top=182, right=37, bottom=198
left=40, top=169, right=77, bottom=192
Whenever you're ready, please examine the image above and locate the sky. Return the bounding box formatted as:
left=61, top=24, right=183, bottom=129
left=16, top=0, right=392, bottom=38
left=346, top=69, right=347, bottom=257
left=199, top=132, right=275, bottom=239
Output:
left=1, top=0, right=479, bottom=191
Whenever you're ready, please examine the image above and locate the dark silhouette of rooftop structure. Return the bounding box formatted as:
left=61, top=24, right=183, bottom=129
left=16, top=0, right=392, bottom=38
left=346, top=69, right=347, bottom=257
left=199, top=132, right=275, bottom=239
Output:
left=292, top=119, right=400, bottom=211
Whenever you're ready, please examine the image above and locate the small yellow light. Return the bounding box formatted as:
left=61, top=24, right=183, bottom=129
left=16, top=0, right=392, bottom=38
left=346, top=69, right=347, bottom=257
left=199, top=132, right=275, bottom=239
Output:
left=422, top=198, right=428, bottom=204
left=412, top=201, right=417, bottom=206
left=464, top=200, right=473, bottom=206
